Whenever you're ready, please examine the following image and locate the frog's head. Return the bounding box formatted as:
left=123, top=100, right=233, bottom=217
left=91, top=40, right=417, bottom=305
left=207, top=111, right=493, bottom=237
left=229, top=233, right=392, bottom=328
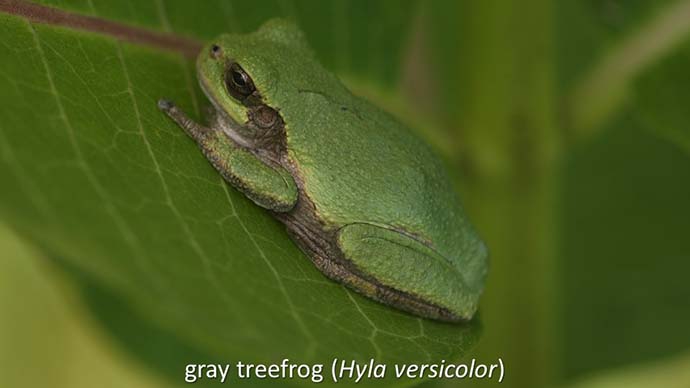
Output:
left=196, top=19, right=312, bottom=150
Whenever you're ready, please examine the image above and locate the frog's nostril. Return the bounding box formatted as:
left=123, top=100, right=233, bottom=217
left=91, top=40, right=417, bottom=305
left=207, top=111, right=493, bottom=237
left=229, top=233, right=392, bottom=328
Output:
left=210, top=44, right=222, bottom=59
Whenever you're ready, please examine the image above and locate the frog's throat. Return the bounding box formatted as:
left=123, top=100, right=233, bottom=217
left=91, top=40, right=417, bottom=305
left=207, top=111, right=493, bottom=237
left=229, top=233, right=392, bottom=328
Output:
left=217, top=111, right=254, bottom=149
left=198, top=76, right=255, bottom=150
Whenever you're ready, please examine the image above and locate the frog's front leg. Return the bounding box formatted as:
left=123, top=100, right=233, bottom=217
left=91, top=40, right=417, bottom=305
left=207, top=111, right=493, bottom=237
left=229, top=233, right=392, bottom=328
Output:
left=337, top=223, right=480, bottom=322
left=158, top=99, right=298, bottom=212
left=158, top=99, right=212, bottom=142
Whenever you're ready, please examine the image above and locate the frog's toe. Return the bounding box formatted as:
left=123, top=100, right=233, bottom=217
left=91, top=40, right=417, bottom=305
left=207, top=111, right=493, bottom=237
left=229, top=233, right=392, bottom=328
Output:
left=157, top=98, right=175, bottom=111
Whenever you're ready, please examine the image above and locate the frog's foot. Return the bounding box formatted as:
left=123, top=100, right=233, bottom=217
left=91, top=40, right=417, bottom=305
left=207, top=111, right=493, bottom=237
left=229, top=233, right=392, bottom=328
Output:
left=336, top=223, right=480, bottom=322
left=158, top=98, right=210, bottom=142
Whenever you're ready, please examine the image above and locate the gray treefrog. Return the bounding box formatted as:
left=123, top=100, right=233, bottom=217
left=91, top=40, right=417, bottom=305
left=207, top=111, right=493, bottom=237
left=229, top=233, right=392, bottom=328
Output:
left=158, top=19, right=488, bottom=322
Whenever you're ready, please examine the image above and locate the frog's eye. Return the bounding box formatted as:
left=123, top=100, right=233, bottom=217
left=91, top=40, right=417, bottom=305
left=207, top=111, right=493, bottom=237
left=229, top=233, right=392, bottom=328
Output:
left=225, top=62, right=256, bottom=99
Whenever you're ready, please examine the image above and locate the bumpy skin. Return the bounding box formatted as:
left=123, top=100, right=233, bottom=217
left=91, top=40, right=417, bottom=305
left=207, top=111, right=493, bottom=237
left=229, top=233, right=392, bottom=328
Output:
left=160, top=19, right=488, bottom=321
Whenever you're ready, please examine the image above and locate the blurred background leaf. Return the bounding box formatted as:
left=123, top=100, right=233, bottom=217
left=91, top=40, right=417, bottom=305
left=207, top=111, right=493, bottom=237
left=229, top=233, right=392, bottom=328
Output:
left=566, top=350, right=690, bottom=388
left=0, top=224, right=168, bottom=388
left=558, top=0, right=690, bottom=381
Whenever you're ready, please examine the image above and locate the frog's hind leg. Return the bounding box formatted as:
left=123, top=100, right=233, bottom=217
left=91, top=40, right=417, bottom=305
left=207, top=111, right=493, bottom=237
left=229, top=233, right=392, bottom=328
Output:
left=336, top=223, right=480, bottom=321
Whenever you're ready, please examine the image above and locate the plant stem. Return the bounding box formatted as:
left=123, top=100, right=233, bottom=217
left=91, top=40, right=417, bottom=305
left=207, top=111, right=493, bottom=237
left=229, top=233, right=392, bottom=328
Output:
left=444, top=1, right=560, bottom=387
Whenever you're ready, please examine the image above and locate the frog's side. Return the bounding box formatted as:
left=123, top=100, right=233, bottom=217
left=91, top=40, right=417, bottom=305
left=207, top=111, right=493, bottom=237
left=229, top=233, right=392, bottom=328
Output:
left=158, top=19, right=488, bottom=322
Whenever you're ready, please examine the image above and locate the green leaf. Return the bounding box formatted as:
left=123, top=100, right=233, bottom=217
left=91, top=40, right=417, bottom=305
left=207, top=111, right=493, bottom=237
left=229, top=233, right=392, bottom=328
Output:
left=0, top=223, right=170, bottom=388
left=562, top=116, right=690, bottom=378
left=556, top=1, right=690, bottom=374
left=565, top=350, right=690, bottom=388
left=0, top=3, right=477, bottom=387
left=634, top=39, right=690, bottom=154
left=559, top=2, right=690, bottom=380
left=562, top=0, right=690, bottom=137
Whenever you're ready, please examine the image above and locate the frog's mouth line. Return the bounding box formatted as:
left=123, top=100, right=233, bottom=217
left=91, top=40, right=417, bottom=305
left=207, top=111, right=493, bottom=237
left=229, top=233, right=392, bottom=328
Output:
left=198, top=76, right=256, bottom=150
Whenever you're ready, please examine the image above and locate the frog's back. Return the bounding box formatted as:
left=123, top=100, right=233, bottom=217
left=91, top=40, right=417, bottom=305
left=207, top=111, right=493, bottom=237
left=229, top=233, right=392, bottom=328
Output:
left=272, top=73, right=485, bottom=293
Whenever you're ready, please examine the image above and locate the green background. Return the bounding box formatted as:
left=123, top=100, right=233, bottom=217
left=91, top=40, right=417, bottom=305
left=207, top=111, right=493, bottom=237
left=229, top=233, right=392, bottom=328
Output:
left=1, top=1, right=689, bottom=387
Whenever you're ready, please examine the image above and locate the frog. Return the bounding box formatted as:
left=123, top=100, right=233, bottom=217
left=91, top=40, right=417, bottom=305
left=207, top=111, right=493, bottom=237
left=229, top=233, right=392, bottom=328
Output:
left=158, top=19, right=488, bottom=322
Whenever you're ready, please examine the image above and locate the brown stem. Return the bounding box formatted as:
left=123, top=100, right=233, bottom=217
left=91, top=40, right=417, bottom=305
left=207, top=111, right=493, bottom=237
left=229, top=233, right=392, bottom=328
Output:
left=0, top=0, right=201, bottom=58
